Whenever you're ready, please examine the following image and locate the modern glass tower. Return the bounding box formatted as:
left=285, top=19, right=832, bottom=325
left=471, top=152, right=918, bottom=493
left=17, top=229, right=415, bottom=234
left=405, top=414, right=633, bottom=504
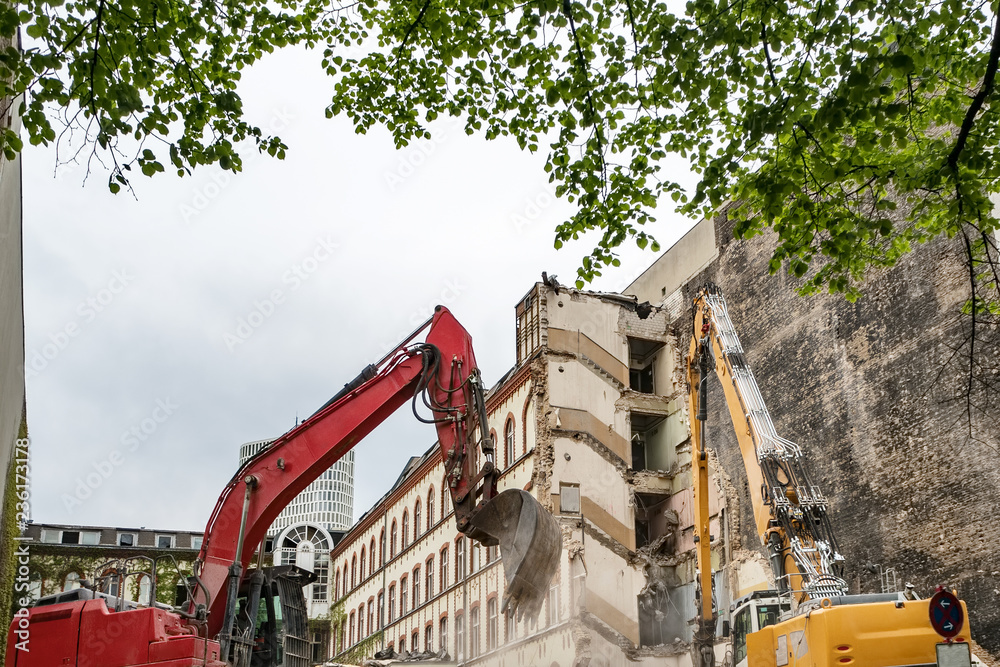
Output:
left=239, top=437, right=355, bottom=535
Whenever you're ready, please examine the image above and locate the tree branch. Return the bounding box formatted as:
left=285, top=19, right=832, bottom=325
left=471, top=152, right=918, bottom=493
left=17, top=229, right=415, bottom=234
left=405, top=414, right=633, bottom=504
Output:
left=947, top=4, right=1000, bottom=170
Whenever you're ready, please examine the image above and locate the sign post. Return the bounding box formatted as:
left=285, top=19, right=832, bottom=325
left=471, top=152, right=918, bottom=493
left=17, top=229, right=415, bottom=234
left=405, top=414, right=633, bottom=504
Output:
left=929, top=587, right=970, bottom=667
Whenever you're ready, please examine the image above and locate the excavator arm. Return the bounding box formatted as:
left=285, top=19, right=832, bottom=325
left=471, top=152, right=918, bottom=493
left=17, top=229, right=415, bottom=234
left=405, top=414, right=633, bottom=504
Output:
left=687, top=286, right=847, bottom=612
left=194, top=306, right=560, bottom=647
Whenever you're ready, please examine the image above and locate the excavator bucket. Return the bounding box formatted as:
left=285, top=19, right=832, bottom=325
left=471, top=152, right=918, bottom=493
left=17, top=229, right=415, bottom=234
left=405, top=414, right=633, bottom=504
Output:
left=470, top=489, right=562, bottom=620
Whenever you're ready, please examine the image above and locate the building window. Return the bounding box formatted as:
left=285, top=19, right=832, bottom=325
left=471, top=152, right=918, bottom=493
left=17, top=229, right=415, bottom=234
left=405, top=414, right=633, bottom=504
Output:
left=487, top=598, right=498, bottom=651
left=402, top=511, right=409, bottom=548
left=40, top=529, right=60, bottom=544
left=99, top=569, right=120, bottom=597
left=412, top=631, right=419, bottom=652
left=360, top=546, right=366, bottom=581
left=470, top=606, right=480, bottom=657
left=61, top=530, right=80, bottom=544
left=399, top=636, right=405, bottom=653
left=426, top=557, right=434, bottom=599
left=389, top=585, right=396, bottom=622
left=471, top=544, right=480, bottom=572
left=440, top=547, right=449, bottom=590
left=117, top=532, right=137, bottom=547
left=549, top=578, right=564, bottom=623
left=379, top=529, right=386, bottom=566
left=358, top=604, right=365, bottom=639
left=370, top=538, right=376, bottom=573
left=391, top=521, right=398, bottom=558
left=456, top=613, right=465, bottom=661
left=313, top=555, right=329, bottom=601
left=412, top=566, right=421, bottom=607
left=442, top=487, right=450, bottom=516
left=367, top=600, right=374, bottom=636
left=63, top=572, right=81, bottom=592
left=377, top=591, right=385, bottom=629
left=425, top=624, right=433, bottom=652
left=505, top=610, right=516, bottom=642
left=427, top=487, right=435, bottom=527
left=352, top=555, right=358, bottom=588
left=440, top=616, right=448, bottom=656
left=456, top=538, right=466, bottom=580
left=559, top=483, right=581, bottom=514
left=628, top=337, right=664, bottom=394
left=335, top=570, right=341, bottom=600
left=349, top=611, right=356, bottom=646
left=400, top=576, right=408, bottom=615
left=414, top=499, right=422, bottom=539
left=504, top=418, right=515, bottom=468
left=155, top=534, right=174, bottom=549
left=191, top=535, right=203, bottom=550
left=138, top=575, right=152, bottom=606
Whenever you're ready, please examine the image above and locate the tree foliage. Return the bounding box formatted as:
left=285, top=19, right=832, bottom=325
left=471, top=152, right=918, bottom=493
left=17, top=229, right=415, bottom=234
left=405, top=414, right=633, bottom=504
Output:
left=5, top=0, right=1000, bottom=302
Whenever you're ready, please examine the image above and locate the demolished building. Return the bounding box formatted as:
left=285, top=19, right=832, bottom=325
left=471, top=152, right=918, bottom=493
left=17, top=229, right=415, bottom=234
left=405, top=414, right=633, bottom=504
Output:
left=329, top=280, right=729, bottom=666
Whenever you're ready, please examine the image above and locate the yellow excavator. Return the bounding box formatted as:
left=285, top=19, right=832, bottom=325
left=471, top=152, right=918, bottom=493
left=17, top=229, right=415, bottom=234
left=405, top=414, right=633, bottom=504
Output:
left=687, top=285, right=976, bottom=667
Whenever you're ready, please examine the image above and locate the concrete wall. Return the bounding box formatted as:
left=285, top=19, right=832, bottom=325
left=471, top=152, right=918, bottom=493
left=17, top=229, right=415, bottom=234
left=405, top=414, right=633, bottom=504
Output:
left=0, top=95, right=23, bottom=516
left=630, top=209, right=1000, bottom=655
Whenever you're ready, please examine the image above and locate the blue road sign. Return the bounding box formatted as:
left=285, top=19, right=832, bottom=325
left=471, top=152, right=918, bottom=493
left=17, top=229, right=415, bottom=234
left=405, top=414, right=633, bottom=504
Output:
left=929, top=589, right=963, bottom=639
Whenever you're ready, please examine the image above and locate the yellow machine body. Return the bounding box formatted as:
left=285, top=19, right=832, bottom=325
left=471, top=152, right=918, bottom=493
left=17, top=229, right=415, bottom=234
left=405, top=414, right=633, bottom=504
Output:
left=745, top=598, right=971, bottom=667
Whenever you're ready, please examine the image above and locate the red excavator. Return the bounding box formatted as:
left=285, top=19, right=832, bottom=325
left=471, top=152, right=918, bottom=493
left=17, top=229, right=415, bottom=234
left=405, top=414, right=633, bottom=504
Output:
left=6, top=306, right=561, bottom=667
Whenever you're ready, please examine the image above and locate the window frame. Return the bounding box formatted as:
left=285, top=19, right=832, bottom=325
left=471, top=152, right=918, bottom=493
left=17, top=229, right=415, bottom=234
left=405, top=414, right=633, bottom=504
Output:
left=504, top=418, right=516, bottom=468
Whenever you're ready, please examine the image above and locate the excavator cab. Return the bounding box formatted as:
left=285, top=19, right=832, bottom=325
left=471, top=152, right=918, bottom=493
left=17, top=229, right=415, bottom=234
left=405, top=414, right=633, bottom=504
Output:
left=180, top=565, right=314, bottom=667
left=729, top=591, right=791, bottom=667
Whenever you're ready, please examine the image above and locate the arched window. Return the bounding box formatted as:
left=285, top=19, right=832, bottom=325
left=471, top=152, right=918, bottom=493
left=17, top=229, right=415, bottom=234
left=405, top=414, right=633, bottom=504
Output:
left=367, top=600, right=374, bottom=637
left=426, top=556, right=434, bottom=599
left=487, top=597, right=498, bottom=651
left=391, top=521, right=398, bottom=558
left=360, top=546, right=366, bottom=581
left=379, top=529, right=386, bottom=566
left=335, top=570, right=341, bottom=599
left=402, top=511, right=409, bottom=548
left=414, top=499, right=422, bottom=538
left=358, top=604, right=365, bottom=639
left=504, top=418, right=515, bottom=468
left=427, top=487, right=435, bottom=527
left=400, top=575, right=408, bottom=615
left=389, top=584, right=397, bottom=622
left=442, top=487, right=449, bottom=516
left=456, top=612, right=465, bottom=661
left=377, top=590, right=385, bottom=628
left=440, top=546, right=449, bottom=590
left=412, top=565, right=421, bottom=606
left=349, top=611, right=356, bottom=646
left=370, top=538, right=376, bottom=572
left=351, top=555, right=358, bottom=588
left=63, top=572, right=81, bottom=592
left=455, top=538, right=466, bottom=581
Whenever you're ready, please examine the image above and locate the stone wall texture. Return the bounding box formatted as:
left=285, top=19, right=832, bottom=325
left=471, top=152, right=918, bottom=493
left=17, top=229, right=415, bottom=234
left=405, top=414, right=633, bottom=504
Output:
left=677, top=210, right=1000, bottom=653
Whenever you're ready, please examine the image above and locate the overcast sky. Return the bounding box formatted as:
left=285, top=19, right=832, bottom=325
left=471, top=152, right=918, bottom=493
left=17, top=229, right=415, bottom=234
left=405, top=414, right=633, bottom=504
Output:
left=21, top=46, right=699, bottom=533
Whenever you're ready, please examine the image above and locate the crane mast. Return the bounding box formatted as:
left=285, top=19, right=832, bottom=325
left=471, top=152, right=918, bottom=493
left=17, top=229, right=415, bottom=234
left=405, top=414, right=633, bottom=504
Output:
left=689, top=285, right=847, bottom=610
